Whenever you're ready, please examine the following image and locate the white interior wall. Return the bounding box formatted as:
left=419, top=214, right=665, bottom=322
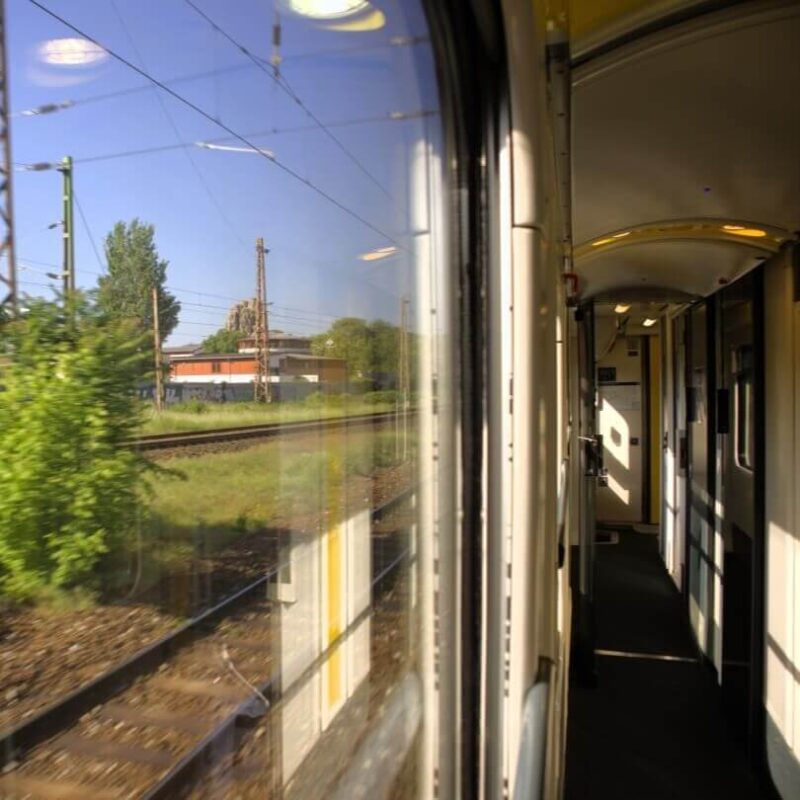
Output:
left=764, top=249, right=800, bottom=798
left=594, top=316, right=644, bottom=523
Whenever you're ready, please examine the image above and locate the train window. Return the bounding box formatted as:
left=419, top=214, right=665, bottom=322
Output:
left=0, top=1, right=449, bottom=797
left=734, top=345, right=754, bottom=471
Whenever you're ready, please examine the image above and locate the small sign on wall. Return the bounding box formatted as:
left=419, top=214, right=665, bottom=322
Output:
left=598, top=366, right=617, bottom=383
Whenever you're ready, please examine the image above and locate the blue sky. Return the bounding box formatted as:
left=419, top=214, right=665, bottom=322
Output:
left=8, top=0, right=439, bottom=343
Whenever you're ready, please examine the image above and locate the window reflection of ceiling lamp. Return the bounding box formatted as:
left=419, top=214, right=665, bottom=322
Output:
left=282, top=0, right=385, bottom=30
left=283, top=0, right=370, bottom=18
left=39, top=38, right=107, bottom=67
left=359, top=246, right=397, bottom=262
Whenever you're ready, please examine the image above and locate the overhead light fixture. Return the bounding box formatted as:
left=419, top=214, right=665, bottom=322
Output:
left=722, top=225, right=766, bottom=238
left=642, top=318, right=657, bottom=327
left=283, top=0, right=371, bottom=19
left=614, top=304, right=630, bottom=314
left=359, top=245, right=397, bottom=262
left=592, top=231, right=630, bottom=247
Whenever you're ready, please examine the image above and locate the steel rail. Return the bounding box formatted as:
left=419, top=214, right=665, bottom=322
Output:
left=0, top=487, right=415, bottom=773
left=145, top=531, right=415, bottom=799
left=132, top=410, right=410, bottom=451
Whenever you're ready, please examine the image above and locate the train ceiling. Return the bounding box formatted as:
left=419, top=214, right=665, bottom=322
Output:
left=569, top=0, right=800, bottom=299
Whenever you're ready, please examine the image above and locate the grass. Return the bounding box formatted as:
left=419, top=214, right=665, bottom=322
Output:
left=140, top=399, right=398, bottom=435
left=114, top=427, right=412, bottom=605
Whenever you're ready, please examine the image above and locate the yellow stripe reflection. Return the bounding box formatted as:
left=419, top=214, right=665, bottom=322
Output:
left=327, top=523, right=342, bottom=707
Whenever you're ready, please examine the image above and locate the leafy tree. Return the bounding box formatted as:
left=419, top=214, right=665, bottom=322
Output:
left=97, top=219, right=180, bottom=342
left=311, top=317, right=372, bottom=377
left=0, top=296, right=153, bottom=601
left=201, top=328, right=243, bottom=354
left=310, top=317, right=415, bottom=385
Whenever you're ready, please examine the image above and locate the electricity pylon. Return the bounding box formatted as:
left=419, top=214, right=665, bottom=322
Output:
left=0, top=0, right=17, bottom=316
left=254, top=238, right=271, bottom=403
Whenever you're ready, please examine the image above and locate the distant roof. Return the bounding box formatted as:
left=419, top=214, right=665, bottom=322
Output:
left=174, top=353, right=254, bottom=362
left=163, top=343, right=201, bottom=353
left=281, top=353, right=344, bottom=362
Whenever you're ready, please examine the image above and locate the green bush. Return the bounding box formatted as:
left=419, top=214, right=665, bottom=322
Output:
left=363, top=390, right=400, bottom=405
left=173, top=398, right=208, bottom=414
left=0, top=297, right=152, bottom=602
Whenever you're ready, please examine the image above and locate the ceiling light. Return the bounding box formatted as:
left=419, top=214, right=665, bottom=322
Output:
left=592, top=237, right=615, bottom=247
left=722, top=225, right=766, bottom=238
left=614, top=304, right=630, bottom=314
left=359, top=246, right=397, bottom=262
left=643, top=318, right=657, bottom=327
left=283, top=0, right=371, bottom=19
left=39, top=38, right=107, bottom=67
left=612, top=231, right=630, bottom=239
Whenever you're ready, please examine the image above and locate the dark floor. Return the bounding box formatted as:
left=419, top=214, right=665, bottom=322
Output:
left=565, top=530, right=769, bottom=800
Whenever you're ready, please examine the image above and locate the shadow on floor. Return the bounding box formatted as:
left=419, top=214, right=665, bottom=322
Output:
left=565, top=530, right=768, bottom=800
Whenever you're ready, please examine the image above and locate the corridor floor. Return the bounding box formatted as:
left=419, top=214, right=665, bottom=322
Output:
left=564, top=530, right=771, bottom=799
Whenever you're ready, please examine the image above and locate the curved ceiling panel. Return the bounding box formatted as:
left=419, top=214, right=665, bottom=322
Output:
left=578, top=238, right=767, bottom=298
left=569, top=0, right=711, bottom=60
left=571, top=1, right=800, bottom=297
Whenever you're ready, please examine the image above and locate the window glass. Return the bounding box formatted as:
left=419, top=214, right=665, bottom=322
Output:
left=734, top=344, right=754, bottom=470
left=0, top=2, right=448, bottom=797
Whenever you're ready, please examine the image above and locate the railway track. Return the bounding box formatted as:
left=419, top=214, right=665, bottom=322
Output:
left=132, top=410, right=410, bottom=452
left=0, top=489, right=415, bottom=800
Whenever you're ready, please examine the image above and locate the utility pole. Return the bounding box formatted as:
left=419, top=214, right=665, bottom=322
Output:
left=152, top=286, right=164, bottom=412
left=398, top=295, right=410, bottom=461
left=0, top=0, right=18, bottom=316
left=57, top=155, right=75, bottom=296
left=270, top=7, right=282, bottom=79
left=254, top=237, right=271, bottom=403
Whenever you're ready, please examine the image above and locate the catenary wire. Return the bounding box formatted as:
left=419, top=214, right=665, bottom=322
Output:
left=36, top=111, right=433, bottom=167
left=73, top=189, right=107, bottom=273
left=12, top=37, right=430, bottom=118
left=183, top=0, right=392, bottom=200
left=26, top=0, right=402, bottom=249
left=109, top=0, right=250, bottom=255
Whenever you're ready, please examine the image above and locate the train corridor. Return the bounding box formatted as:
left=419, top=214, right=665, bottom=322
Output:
left=564, top=527, right=768, bottom=800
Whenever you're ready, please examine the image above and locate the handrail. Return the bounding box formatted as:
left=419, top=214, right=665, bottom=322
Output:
left=330, top=672, right=422, bottom=800
left=512, top=658, right=553, bottom=800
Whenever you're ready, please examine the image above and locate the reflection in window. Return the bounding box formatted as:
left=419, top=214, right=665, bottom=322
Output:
left=735, top=345, right=754, bottom=471
left=0, top=1, right=448, bottom=797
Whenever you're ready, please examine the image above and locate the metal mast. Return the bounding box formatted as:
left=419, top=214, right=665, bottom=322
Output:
left=152, top=286, right=164, bottom=411
left=58, top=156, right=75, bottom=296
left=0, top=0, right=17, bottom=316
left=254, top=237, right=271, bottom=403
left=398, top=295, right=410, bottom=460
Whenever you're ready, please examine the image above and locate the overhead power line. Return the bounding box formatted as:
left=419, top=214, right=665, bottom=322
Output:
left=14, top=110, right=434, bottom=169
left=12, top=37, right=430, bottom=118
left=26, top=0, right=401, bottom=249
left=73, top=188, right=106, bottom=273
left=182, top=0, right=392, bottom=200
left=109, top=0, right=249, bottom=255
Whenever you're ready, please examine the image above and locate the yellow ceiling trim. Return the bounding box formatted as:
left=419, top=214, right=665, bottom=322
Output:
left=574, top=218, right=789, bottom=262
